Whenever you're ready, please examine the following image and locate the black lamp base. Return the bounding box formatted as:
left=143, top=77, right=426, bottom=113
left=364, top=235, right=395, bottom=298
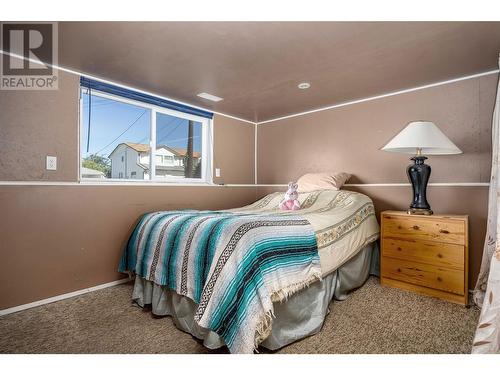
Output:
left=407, top=156, right=433, bottom=215
left=407, top=207, right=433, bottom=215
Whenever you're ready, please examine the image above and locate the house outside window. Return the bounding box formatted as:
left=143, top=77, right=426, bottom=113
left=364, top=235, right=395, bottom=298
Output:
left=80, top=84, right=212, bottom=184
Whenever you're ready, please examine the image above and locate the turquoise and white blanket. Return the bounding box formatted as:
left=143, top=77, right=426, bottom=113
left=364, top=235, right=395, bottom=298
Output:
left=119, top=210, right=321, bottom=353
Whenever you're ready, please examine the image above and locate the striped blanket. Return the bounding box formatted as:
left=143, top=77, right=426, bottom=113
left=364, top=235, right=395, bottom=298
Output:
left=119, top=210, right=321, bottom=354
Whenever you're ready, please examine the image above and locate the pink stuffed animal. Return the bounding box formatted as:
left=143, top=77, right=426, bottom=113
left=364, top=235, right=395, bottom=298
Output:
left=279, top=182, right=301, bottom=211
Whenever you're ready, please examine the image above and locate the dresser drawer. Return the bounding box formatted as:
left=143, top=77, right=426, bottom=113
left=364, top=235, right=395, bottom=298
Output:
left=382, top=238, right=464, bottom=270
left=381, top=257, right=465, bottom=295
left=382, top=214, right=465, bottom=245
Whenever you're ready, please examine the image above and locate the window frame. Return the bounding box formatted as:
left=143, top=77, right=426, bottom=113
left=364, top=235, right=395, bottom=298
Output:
left=79, top=87, right=213, bottom=185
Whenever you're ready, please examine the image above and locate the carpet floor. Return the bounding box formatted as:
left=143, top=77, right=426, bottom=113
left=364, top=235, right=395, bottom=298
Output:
left=0, top=277, right=480, bottom=354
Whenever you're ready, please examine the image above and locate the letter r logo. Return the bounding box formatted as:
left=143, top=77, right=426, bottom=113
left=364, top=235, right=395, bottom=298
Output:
left=1, top=23, right=54, bottom=75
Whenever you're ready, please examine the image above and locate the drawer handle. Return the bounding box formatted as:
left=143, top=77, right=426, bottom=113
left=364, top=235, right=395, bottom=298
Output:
left=437, top=253, right=443, bottom=258
left=412, top=225, right=420, bottom=230
left=437, top=277, right=442, bottom=282
left=397, top=247, right=402, bottom=251
left=439, top=229, right=450, bottom=234
left=397, top=268, right=402, bottom=272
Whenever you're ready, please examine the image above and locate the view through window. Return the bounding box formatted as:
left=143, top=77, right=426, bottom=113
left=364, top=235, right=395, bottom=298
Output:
left=80, top=89, right=209, bottom=182
left=155, top=112, right=202, bottom=179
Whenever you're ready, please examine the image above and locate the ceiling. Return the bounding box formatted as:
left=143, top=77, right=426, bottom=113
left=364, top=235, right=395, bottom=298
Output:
left=58, top=22, right=500, bottom=122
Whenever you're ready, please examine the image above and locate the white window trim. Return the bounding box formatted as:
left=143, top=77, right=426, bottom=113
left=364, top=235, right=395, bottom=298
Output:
left=79, top=87, right=213, bottom=185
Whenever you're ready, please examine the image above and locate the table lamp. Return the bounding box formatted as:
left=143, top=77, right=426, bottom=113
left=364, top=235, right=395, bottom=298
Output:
left=381, top=121, right=462, bottom=215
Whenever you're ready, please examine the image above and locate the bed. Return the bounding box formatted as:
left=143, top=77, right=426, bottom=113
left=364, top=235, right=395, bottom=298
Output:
left=119, top=189, right=380, bottom=353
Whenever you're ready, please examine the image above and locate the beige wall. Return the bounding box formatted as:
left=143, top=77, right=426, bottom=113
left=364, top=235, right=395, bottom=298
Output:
left=0, top=186, right=256, bottom=309
left=0, top=68, right=257, bottom=309
left=213, top=115, right=255, bottom=184
left=0, top=70, right=80, bottom=181
left=257, top=74, right=496, bottom=184
left=257, top=74, right=499, bottom=288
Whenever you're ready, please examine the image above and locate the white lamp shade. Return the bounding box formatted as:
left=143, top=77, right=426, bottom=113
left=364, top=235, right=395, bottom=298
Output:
left=381, top=121, right=462, bottom=155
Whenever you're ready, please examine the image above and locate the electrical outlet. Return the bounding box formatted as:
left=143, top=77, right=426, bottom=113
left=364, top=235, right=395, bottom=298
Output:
left=46, top=156, right=57, bottom=170
left=215, top=168, right=221, bottom=178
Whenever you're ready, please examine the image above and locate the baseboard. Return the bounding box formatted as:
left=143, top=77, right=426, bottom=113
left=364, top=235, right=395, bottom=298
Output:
left=0, top=280, right=477, bottom=317
left=0, top=277, right=132, bottom=317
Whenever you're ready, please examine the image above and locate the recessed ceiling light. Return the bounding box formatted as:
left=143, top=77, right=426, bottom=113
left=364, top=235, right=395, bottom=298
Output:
left=197, top=92, right=223, bottom=102
left=298, top=82, right=311, bottom=90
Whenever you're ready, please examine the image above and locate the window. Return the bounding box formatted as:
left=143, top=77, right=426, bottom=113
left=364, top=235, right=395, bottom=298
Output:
left=155, top=112, right=203, bottom=179
left=79, top=80, right=212, bottom=183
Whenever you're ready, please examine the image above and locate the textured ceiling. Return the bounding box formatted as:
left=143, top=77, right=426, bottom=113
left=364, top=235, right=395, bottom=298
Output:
left=58, top=22, right=500, bottom=122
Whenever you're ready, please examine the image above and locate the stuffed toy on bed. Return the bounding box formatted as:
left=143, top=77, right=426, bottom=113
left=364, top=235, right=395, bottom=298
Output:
left=279, top=182, right=301, bottom=211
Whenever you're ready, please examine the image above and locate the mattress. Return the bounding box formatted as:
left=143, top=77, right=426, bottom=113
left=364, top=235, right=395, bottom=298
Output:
left=226, top=189, right=380, bottom=276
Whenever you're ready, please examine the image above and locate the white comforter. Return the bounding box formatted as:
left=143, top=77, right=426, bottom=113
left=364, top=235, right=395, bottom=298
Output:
left=226, top=189, right=380, bottom=276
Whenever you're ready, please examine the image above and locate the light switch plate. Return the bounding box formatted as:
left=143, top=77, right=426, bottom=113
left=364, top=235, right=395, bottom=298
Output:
left=215, top=168, right=221, bottom=178
left=46, top=156, right=57, bottom=170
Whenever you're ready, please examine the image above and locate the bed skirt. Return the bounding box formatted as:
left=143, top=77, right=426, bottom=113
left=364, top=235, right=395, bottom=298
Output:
left=131, top=241, right=379, bottom=351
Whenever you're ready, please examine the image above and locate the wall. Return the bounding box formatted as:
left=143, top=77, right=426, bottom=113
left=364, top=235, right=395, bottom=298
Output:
left=0, top=186, right=255, bottom=309
left=0, top=70, right=80, bottom=181
left=0, top=68, right=257, bottom=310
left=212, top=114, right=255, bottom=184
left=257, top=73, right=498, bottom=288
left=1, top=65, right=496, bottom=309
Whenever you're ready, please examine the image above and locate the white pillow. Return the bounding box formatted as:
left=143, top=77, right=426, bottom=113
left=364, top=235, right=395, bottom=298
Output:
left=297, top=172, right=351, bottom=193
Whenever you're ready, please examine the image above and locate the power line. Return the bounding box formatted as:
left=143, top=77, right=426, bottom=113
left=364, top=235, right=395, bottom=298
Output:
left=131, top=116, right=183, bottom=147
left=157, top=118, right=184, bottom=145
left=85, top=88, right=92, bottom=153
left=92, top=109, right=148, bottom=156
left=157, top=117, right=201, bottom=147
left=161, top=135, right=201, bottom=146
left=87, top=107, right=199, bottom=157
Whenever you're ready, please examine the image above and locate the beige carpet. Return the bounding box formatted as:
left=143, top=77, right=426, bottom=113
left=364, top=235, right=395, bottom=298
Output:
left=0, top=277, right=480, bottom=354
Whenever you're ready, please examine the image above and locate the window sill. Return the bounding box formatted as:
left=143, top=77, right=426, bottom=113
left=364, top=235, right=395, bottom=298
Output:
left=78, top=179, right=215, bottom=187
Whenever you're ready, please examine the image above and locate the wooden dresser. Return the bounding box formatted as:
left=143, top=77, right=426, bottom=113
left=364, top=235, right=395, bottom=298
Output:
left=380, top=211, right=469, bottom=305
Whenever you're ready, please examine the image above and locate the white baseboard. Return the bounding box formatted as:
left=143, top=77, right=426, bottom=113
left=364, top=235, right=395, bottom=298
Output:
left=0, top=277, right=132, bottom=317
left=0, top=278, right=478, bottom=317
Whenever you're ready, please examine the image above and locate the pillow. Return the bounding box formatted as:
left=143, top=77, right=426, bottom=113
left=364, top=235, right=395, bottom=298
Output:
left=297, top=172, right=351, bottom=192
